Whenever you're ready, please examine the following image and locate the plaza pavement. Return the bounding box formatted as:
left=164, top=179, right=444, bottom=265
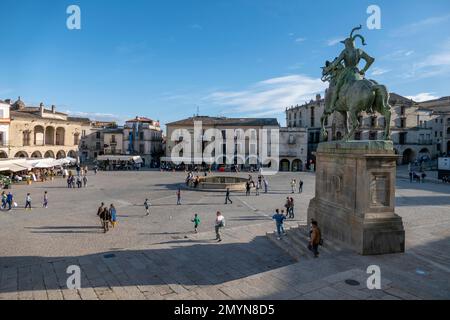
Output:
left=0, top=169, right=449, bottom=300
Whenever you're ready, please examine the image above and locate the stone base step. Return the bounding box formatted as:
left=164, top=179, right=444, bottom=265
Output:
left=266, top=224, right=350, bottom=262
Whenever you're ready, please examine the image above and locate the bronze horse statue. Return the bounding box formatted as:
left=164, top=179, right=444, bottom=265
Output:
left=320, top=59, right=392, bottom=141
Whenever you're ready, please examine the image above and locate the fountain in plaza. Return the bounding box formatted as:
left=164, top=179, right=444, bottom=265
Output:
left=188, top=176, right=248, bottom=192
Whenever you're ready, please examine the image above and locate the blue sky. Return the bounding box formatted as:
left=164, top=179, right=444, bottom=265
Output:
left=1, top=0, right=450, bottom=129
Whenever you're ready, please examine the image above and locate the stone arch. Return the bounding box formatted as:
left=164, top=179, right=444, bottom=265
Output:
left=402, top=148, right=415, bottom=165
left=279, top=159, right=290, bottom=172
left=34, top=125, right=45, bottom=146
left=56, top=150, right=66, bottom=159
left=15, top=151, right=28, bottom=158
left=31, top=151, right=43, bottom=158
left=68, top=150, right=77, bottom=158
left=44, top=150, right=55, bottom=159
left=56, top=127, right=65, bottom=146
left=45, top=126, right=55, bottom=145
left=0, top=151, right=8, bottom=158
left=418, top=148, right=431, bottom=161
left=292, top=159, right=303, bottom=172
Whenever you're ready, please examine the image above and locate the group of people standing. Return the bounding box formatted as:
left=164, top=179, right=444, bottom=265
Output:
left=291, top=179, right=304, bottom=194
left=65, top=165, right=89, bottom=189
left=245, top=174, right=269, bottom=196
left=97, top=202, right=118, bottom=233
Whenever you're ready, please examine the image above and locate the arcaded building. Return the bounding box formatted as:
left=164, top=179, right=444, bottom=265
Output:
left=4, top=98, right=91, bottom=160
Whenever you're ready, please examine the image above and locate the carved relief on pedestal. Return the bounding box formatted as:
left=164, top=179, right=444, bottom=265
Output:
left=327, top=174, right=342, bottom=194
left=370, top=173, right=390, bottom=207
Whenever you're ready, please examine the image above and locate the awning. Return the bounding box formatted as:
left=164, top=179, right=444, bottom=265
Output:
left=97, top=155, right=143, bottom=163
left=8, top=164, right=30, bottom=172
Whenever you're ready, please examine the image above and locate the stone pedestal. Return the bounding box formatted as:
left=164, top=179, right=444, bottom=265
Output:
left=307, top=141, right=405, bottom=255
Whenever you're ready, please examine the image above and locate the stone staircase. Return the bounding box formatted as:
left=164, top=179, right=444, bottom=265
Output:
left=267, top=224, right=349, bottom=261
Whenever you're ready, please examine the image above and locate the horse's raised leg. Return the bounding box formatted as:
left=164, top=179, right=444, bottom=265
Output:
left=383, top=108, right=392, bottom=140
left=341, top=111, right=349, bottom=136
left=344, top=110, right=359, bottom=141
left=320, top=112, right=330, bottom=142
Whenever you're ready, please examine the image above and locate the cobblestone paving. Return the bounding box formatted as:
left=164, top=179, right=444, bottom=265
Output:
left=0, top=170, right=449, bottom=299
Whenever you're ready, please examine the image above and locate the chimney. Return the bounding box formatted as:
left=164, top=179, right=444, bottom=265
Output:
left=51, top=105, right=56, bottom=113
left=39, top=103, right=44, bottom=116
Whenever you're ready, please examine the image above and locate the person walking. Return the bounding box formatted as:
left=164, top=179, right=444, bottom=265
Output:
left=291, top=179, right=296, bottom=194
left=144, top=199, right=151, bottom=216
left=100, top=207, right=111, bottom=233
left=299, top=180, right=304, bottom=194
left=245, top=181, right=251, bottom=196
left=1, top=191, right=6, bottom=210
left=272, top=209, right=287, bottom=240
left=76, top=176, right=82, bottom=188
left=191, top=214, right=201, bottom=233
left=25, top=193, right=32, bottom=211
left=83, top=175, right=88, bottom=187
left=284, top=197, right=291, bottom=218
left=225, top=188, right=232, bottom=204
left=309, top=221, right=322, bottom=258
left=421, top=172, right=427, bottom=183
left=97, top=202, right=105, bottom=227
left=215, top=211, right=225, bottom=242
left=109, top=204, right=117, bottom=229
left=409, top=171, right=413, bottom=183
left=263, top=178, right=269, bottom=193
left=6, top=192, right=13, bottom=211
left=255, top=181, right=260, bottom=196
left=289, top=197, right=295, bottom=219
left=43, top=191, right=48, bottom=208
left=176, top=188, right=182, bottom=205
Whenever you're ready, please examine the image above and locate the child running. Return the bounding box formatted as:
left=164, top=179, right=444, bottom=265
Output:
left=191, top=214, right=201, bottom=233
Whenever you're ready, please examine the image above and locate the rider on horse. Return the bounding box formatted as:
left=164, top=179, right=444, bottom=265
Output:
left=326, top=25, right=375, bottom=113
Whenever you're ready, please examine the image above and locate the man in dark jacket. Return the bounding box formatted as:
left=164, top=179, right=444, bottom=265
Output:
left=225, top=188, right=232, bottom=204
left=99, top=207, right=111, bottom=233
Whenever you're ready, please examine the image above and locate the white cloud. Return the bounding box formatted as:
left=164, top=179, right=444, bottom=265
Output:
left=204, top=74, right=327, bottom=116
left=409, top=46, right=450, bottom=79
left=381, top=50, right=415, bottom=61
left=406, top=93, right=439, bottom=102
left=370, top=67, right=390, bottom=76
left=295, top=37, right=306, bottom=43
left=417, top=52, right=450, bottom=68
left=392, top=14, right=450, bottom=37
left=327, top=37, right=344, bottom=46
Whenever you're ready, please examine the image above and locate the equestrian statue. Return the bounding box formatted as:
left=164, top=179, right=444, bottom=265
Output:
left=320, top=25, right=392, bottom=141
